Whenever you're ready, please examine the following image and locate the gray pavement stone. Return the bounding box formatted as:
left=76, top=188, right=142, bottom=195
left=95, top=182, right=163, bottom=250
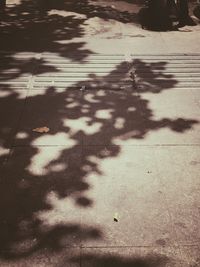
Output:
left=160, top=28, right=200, bottom=54
left=154, top=146, right=200, bottom=245
left=178, top=245, right=200, bottom=267
left=79, top=24, right=200, bottom=55
left=80, top=146, right=177, bottom=247
left=131, top=89, right=200, bottom=145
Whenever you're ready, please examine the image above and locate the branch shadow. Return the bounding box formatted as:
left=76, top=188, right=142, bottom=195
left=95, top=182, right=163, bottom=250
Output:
left=0, top=58, right=198, bottom=262
left=0, top=0, right=199, bottom=265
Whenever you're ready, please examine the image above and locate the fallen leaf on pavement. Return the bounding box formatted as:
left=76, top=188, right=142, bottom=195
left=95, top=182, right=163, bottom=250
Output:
left=32, top=127, right=50, bottom=133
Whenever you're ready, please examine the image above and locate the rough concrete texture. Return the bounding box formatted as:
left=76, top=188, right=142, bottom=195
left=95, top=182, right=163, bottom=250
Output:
left=0, top=0, right=200, bottom=266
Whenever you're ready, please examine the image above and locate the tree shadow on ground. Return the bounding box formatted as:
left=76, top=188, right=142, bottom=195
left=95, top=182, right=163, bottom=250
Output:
left=36, top=0, right=139, bottom=24
left=71, top=253, right=170, bottom=267
left=0, top=0, right=92, bottom=60
left=0, top=59, right=198, bottom=262
left=0, top=0, right=140, bottom=54
left=0, top=0, right=142, bottom=80
left=0, top=0, right=199, bottom=265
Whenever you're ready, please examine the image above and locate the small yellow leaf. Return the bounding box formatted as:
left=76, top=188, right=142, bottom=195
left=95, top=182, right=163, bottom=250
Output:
left=32, top=127, right=50, bottom=133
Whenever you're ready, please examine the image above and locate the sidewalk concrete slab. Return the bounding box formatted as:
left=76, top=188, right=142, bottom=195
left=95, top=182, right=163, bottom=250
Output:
left=177, top=245, right=200, bottom=267
left=155, top=146, right=200, bottom=245
left=80, top=146, right=177, bottom=247
left=160, top=26, right=200, bottom=54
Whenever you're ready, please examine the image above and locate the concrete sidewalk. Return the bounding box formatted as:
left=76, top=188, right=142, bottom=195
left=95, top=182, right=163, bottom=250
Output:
left=0, top=1, right=200, bottom=266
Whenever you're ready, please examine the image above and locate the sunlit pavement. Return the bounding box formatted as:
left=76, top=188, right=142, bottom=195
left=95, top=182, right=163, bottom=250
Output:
left=0, top=1, right=200, bottom=266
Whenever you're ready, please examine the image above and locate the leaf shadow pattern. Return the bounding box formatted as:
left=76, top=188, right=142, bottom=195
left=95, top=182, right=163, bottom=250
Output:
left=0, top=0, right=141, bottom=57
left=0, top=0, right=143, bottom=83
left=36, top=0, right=139, bottom=24
left=0, top=0, right=199, bottom=265
left=0, top=1, right=92, bottom=61
left=0, top=59, right=198, bottom=263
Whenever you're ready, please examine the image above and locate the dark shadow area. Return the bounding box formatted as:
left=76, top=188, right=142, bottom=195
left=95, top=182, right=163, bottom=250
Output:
left=0, top=0, right=199, bottom=265
left=121, top=0, right=145, bottom=3
left=0, top=0, right=140, bottom=54
left=0, top=0, right=143, bottom=80
left=137, top=0, right=199, bottom=31
left=193, top=4, right=200, bottom=21
left=35, top=0, right=139, bottom=23
left=0, top=58, right=198, bottom=262
left=0, top=1, right=92, bottom=60
left=70, top=253, right=170, bottom=267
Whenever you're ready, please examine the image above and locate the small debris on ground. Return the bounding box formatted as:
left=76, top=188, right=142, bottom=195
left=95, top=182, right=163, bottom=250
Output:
left=178, top=27, right=193, bottom=32
left=80, top=85, right=86, bottom=91
left=114, top=212, right=119, bottom=222
left=32, top=127, right=50, bottom=133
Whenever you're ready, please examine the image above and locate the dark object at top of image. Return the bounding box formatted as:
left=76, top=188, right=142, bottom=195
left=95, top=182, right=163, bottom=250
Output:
left=138, top=0, right=197, bottom=31
left=138, top=0, right=178, bottom=31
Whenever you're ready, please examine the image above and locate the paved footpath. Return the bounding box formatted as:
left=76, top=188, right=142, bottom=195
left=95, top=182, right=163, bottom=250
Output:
left=0, top=1, right=200, bottom=266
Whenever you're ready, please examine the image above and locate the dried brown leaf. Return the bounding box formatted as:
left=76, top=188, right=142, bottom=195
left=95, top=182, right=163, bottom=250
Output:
left=32, top=127, right=50, bottom=133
